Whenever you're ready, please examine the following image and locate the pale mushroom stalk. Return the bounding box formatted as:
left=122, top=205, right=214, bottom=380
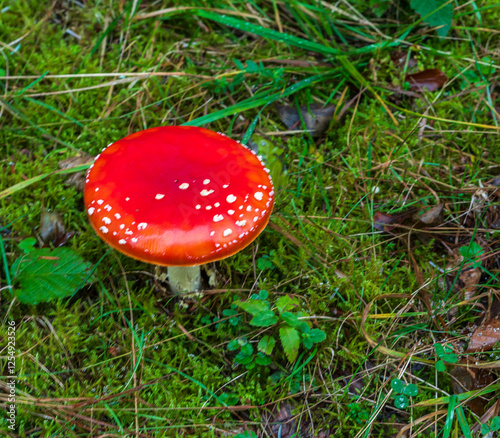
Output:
left=84, top=126, right=275, bottom=297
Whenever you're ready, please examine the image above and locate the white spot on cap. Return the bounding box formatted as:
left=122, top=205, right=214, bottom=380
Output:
left=213, top=214, right=224, bottom=222
left=179, top=183, right=189, bottom=190
left=95, top=188, right=99, bottom=192
left=114, top=213, right=121, bottom=219
left=246, top=206, right=252, bottom=212
left=137, top=223, right=147, bottom=230
left=239, top=233, right=245, bottom=238
left=195, top=205, right=201, bottom=210
left=203, top=179, right=210, bottom=185
left=125, top=229, right=133, bottom=235
left=262, top=185, right=267, bottom=190
left=223, top=184, right=229, bottom=188
left=253, top=216, right=258, bottom=222
left=97, top=199, right=104, bottom=205
left=201, top=189, right=214, bottom=196
left=100, top=226, right=109, bottom=234
left=104, top=204, right=112, bottom=211
left=102, top=217, right=111, bottom=225
left=223, top=229, right=233, bottom=237
left=88, top=207, right=95, bottom=215
left=210, top=231, right=215, bottom=236
left=206, top=205, right=212, bottom=210
left=236, top=220, right=246, bottom=227
left=120, top=224, right=125, bottom=230
left=131, top=238, right=138, bottom=243
left=214, top=202, right=220, bottom=207
left=118, top=239, right=127, bottom=245
left=125, top=197, right=130, bottom=201
left=113, top=232, right=117, bottom=236
left=226, top=194, right=237, bottom=203
left=228, top=210, right=235, bottom=215
left=215, top=243, right=221, bottom=248
left=155, top=194, right=165, bottom=200
left=254, top=192, right=264, bottom=201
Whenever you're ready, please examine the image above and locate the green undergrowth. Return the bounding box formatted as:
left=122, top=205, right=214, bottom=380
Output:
left=1, top=0, right=500, bottom=436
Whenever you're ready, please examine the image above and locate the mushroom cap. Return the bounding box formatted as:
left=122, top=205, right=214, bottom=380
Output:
left=84, top=126, right=274, bottom=266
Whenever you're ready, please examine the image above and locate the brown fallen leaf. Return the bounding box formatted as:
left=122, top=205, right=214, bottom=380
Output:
left=418, top=204, right=444, bottom=225
left=276, top=103, right=336, bottom=137
left=450, top=362, right=495, bottom=416
left=372, top=209, right=417, bottom=232
left=39, top=209, right=74, bottom=247
left=58, top=152, right=94, bottom=191
left=266, top=403, right=297, bottom=438
left=405, top=68, right=448, bottom=92
left=390, top=51, right=418, bottom=70
left=467, top=318, right=500, bottom=353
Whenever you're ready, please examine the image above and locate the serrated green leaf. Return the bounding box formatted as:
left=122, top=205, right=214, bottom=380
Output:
left=302, top=337, right=313, bottom=349
left=11, top=248, right=91, bottom=303
left=234, top=351, right=253, bottom=365
left=255, top=352, right=271, bottom=366
left=249, top=310, right=278, bottom=327
left=235, top=299, right=269, bottom=316
left=410, top=0, right=453, bottom=37
left=308, top=329, right=327, bottom=344
left=279, top=326, right=300, bottom=362
left=276, top=295, right=300, bottom=314
left=257, top=335, right=276, bottom=355
left=281, top=311, right=301, bottom=327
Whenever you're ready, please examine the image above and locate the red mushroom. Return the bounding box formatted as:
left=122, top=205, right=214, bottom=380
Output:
left=84, top=126, right=274, bottom=292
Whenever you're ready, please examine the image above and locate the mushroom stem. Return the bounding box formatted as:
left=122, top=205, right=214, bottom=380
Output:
left=167, top=266, right=201, bottom=294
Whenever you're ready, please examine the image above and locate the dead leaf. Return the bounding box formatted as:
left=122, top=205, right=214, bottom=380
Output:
left=467, top=318, right=500, bottom=352
left=390, top=51, right=417, bottom=69
left=405, top=69, right=448, bottom=92
left=372, top=209, right=417, bottom=232
left=276, top=104, right=336, bottom=137
left=39, top=209, right=74, bottom=247
left=58, top=153, right=94, bottom=191
left=266, top=403, right=297, bottom=438
left=418, top=204, right=443, bottom=225
left=450, top=363, right=495, bottom=415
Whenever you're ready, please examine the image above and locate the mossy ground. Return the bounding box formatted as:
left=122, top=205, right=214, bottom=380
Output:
left=1, top=0, right=500, bottom=436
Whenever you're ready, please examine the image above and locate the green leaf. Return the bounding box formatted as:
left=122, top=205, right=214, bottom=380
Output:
left=410, top=0, right=453, bottom=37
left=257, top=335, right=276, bottom=355
left=255, top=352, right=271, bottom=366
left=403, top=384, right=419, bottom=397
left=436, top=359, right=446, bottom=372
left=434, top=343, right=445, bottom=358
left=281, top=311, right=301, bottom=327
left=234, top=351, right=253, bottom=365
left=308, top=329, right=327, bottom=344
left=459, top=242, right=484, bottom=268
left=276, top=295, right=300, bottom=314
left=249, top=310, right=278, bottom=327
left=391, top=379, right=405, bottom=394
left=235, top=299, right=269, bottom=316
left=11, top=248, right=91, bottom=304
left=259, top=290, right=269, bottom=300
left=18, top=237, right=37, bottom=254
left=302, top=337, right=313, bottom=349
left=227, top=340, right=240, bottom=351
left=279, top=326, right=300, bottom=362
left=394, top=394, right=409, bottom=409
left=491, top=416, right=500, bottom=432
left=481, top=424, right=490, bottom=435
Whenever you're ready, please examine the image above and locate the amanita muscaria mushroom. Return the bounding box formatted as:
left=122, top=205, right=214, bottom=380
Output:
left=84, top=126, right=274, bottom=292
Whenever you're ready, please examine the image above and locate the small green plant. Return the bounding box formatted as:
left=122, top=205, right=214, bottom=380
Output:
left=459, top=241, right=484, bottom=268
left=434, top=343, right=458, bottom=371
left=391, top=379, right=419, bottom=409
left=347, top=402, right=371, bottom=423
left=224, top=291, right=326, bottom=368
left=481, top=416, right=500, bottom=435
